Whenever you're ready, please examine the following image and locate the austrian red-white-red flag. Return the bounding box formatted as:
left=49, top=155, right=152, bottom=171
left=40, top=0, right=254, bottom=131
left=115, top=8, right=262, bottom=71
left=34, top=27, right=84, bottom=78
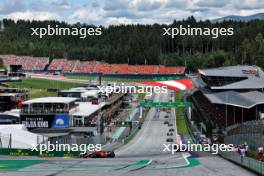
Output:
left=136, top=79, right=193, bottom=91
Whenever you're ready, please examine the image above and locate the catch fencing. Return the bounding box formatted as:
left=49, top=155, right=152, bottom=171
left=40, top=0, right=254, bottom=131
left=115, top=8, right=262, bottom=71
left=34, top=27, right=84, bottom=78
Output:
left=219, top=151, right=264, bottom=175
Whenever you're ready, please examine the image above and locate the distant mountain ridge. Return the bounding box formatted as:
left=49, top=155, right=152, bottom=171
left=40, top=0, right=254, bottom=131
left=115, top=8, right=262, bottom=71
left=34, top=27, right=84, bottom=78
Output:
left=212, top=13, right=264, bottom=23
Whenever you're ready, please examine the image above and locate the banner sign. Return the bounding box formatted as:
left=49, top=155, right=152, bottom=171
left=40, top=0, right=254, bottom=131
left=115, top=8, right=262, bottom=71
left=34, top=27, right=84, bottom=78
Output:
left=139, top=101, right=192, bottom=107
left=52, top=114, right=69, bottom=128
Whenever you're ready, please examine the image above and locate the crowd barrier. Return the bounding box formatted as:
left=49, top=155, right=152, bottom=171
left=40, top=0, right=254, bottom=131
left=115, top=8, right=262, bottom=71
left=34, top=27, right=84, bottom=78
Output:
left=219, top=151, right=264, bottom=175
left=225, top=120, right=264, bottom=150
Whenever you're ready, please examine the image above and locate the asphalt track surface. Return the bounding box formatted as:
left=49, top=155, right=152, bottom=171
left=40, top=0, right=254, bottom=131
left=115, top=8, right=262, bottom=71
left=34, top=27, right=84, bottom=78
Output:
left=0, top=90, right=257, bottom=176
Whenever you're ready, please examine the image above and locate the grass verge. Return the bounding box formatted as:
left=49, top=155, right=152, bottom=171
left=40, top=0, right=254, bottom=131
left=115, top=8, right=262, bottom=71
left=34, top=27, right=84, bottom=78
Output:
left=175, top=91, right=190, bottom=136
left=66, top=75, right=147, bottom=82
left=7, top=78, right=83, bottom=99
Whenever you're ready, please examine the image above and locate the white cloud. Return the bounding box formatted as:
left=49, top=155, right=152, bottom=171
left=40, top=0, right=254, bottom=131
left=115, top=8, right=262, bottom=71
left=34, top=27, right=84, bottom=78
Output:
left=106, top=17, right=134, bottom=25
left=0, top=0, right=264, bottom=25
left=5, top=10, right=60, bottom=21
left=98, top=0, right=193, bottom=25
left=70, top=5, right=105, bottom=25
left=195, top=0, right=229, bottom=8
left=0, top=0, right=26, bottom=14
left=164, top=0, right=190, bottom=9
left=104, top=0, right=128, bottom=11
left=231, top=0, right=264, bottom=10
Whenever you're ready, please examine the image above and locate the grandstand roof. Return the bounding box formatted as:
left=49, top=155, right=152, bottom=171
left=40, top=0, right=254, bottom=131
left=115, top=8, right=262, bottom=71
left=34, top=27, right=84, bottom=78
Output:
left=0, top=109, right=20, bottom=117
left=23, top=97, right=78, bottom=104
left=73, top=102, right=106, bottom=117
left=220, top=78, right=264, bottom=89
left=82, top=90, right=98, bottom=98
left=0, top=93, right=20, bottom=97
left=59, top=89, right=86, bottom=93
left=60, top=88, right=99, bottom=98
left=199, top=65, right=264, bottom=89
left=0, top=124, right=46, bottom=148
left=199, top=65, right=262, bottom=77
left=204, top=90, right=264, bottom=109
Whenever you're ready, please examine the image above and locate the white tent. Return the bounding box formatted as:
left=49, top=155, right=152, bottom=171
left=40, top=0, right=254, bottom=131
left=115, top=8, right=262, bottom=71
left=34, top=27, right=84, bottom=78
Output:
left=0, top=124, right=46, bottom=149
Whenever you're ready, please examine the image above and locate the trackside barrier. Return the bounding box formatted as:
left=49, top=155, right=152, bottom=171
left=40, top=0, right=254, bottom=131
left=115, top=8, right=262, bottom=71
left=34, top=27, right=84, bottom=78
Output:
left=112, top=107, right=139, bottom=142
left=182, top=94, right=264, bottom=174
left=123, top=128, right=140, bottom=144
left=225, top=133, right=263, bottom=151
left=104, top=108, right=143, bottom=151
left=225, top=120, right=264, bottom=150
left=0, top=148, right=80, bottom=158
left=219, top=151, right=264, bottom=175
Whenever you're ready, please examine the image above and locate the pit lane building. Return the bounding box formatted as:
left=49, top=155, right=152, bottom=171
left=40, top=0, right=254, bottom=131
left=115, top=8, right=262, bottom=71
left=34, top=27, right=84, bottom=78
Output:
left=191, top=65, right=264, bottom=135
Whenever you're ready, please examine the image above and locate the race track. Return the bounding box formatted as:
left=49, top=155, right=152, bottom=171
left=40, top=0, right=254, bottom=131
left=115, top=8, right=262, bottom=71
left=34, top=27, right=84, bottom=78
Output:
left=0, top=91, right=257, bottom=176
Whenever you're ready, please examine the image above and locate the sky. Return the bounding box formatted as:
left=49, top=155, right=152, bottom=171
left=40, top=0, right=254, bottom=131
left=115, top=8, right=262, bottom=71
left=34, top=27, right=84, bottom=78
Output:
left=0, top=0, right=264, bottom=26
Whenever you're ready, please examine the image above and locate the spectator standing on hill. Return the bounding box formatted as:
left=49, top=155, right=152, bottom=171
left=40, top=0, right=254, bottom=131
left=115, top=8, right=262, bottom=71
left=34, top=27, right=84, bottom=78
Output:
left=239, top=145, right=246, bottom=163
left=257, top=145, right=264, bottom=161
left=240, top=147, right=246, bottom=157
left=244, top=142, right=249, bottom=155
left=258, top=145, right=263, bottom=153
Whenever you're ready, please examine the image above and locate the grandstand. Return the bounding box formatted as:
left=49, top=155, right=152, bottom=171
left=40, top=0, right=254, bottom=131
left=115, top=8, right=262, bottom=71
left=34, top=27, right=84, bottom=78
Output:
left=190, top=65, right=264, bottom=136
left=0, top=55, right=186, bottom=75
left=0, top=55, right=49, bottom=71
left=94, top=62, right=113, bottom=74
left=120, top=64, right=137, bottom=74
left=48, top=59, right=185, bottom=74
left=111, top=64, right=126, bottom=74
left=61, top=60, right=80, bottom=72
left=48, top=58, right=66, bottom=71
left=73, top=61, right=98, bottom=73
left=159, top=65, right=185, bottom=74
left=34, top=57, right=50, bottom=70
left=137, top=65, right=159, bottom=74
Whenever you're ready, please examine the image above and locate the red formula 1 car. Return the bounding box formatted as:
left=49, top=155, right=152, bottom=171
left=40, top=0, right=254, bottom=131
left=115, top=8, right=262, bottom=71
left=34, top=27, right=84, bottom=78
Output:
left=81, top=151, right=115, bottom=158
